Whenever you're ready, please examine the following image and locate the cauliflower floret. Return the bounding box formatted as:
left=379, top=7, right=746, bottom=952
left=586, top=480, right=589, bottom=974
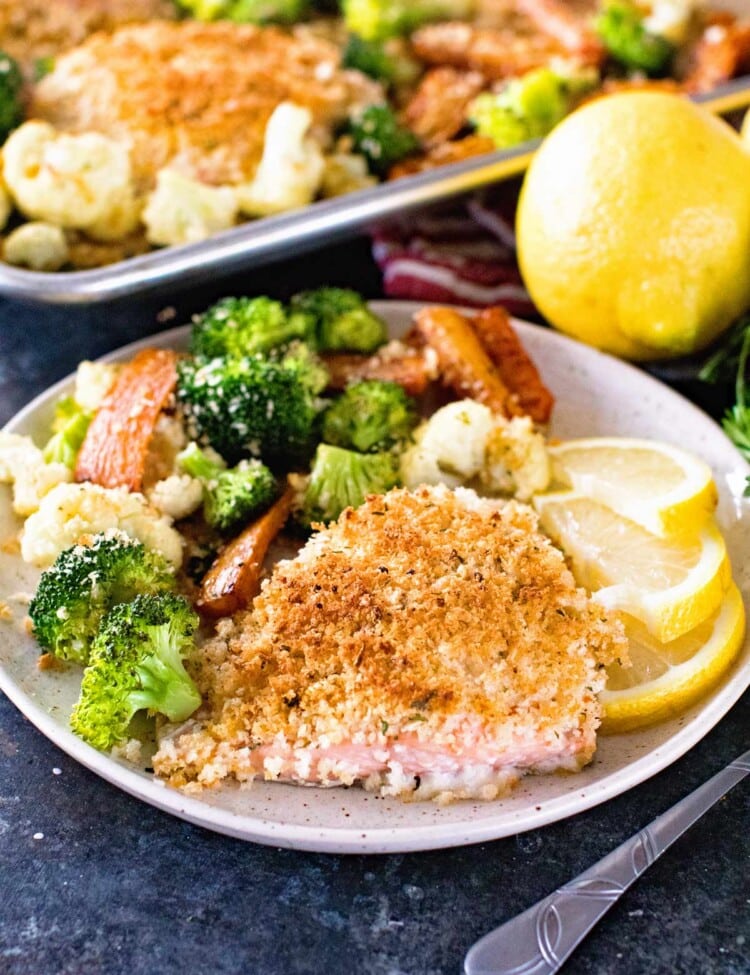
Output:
left=419, top=400, right=495, bottom=480
left=143, top=170, right=238, bottom=247
left=3, top=222, right=69, bottom=271
left=236, top=102, right=325, bottom=217
left=320, top=152, right=376, bottom=198
left=399, top=432, right=463, bottom=490
left=399, top=399, right=550, bottom=500
left=143, top=414, right=189, bottom=487
left=644, top=0, right=700, bottom=44
left=0, top=173, right=12, bottom=233
left=3, top=121, right=140, bottom=242
left=147, top=474, right=203, bottom=521
left=73, top=360, right=120, bottom=413
left=401, top=400, right=494, bottom=490
left=0, top=432, right=72, bottom=516
left=482, top=415, right=550, bottom=501
left=21, top=482, right=183, bottom=568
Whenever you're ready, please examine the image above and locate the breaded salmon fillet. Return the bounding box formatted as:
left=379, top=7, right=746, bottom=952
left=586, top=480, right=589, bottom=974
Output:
left=0, top=0, right=176, bottom=70
left=31, top=21, right=382, bottom=189
left=154, top=486, right=626, bottom=803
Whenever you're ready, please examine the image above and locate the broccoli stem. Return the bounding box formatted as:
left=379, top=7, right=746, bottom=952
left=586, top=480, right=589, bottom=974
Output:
left=129, top=626, right=202, bottom=721
left=178, top=441, right=224, bottom=482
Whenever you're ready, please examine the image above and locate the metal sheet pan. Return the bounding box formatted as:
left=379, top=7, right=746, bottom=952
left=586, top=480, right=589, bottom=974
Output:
left=3, top=76, right=750, bottom=305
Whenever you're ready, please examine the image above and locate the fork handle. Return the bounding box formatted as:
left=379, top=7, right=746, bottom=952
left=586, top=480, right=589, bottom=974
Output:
left=464, top=749, right=750, bottom=975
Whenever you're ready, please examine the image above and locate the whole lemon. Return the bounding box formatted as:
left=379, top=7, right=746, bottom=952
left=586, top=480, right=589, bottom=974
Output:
left=516, top=92, right=750, bottom=360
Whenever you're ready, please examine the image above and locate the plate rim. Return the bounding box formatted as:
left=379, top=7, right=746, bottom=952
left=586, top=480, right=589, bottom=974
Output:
left=2, top=301, right=748, bottom=853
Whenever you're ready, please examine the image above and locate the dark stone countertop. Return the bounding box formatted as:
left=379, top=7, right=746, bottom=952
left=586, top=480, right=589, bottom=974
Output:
left=0, top=239, right=748, bottom=975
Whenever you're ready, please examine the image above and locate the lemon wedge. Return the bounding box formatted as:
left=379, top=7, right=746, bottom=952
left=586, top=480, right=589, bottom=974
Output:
left=548, top=438, right=717, bottom=537
left=533, top=492, right=731, bottom=642
left=600, top=583, right=745, bottom=733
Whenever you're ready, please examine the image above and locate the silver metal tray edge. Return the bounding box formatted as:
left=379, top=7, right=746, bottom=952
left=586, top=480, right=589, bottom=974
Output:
left=2, top=76, right=749, bottom=305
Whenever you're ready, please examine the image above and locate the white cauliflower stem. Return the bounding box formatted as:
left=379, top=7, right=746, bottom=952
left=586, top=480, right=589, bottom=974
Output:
left=400, top=399, right=550, bottom=500
left=143, top=170, right=238, bottom=246
left=147, top=474, right=203, bottom=521
left=73, top=361, right=120, bottom=413
left=236, top=102, right=325, bottom=217
left=3, top=121, right=140, bottom=241
left=3, top=222, right=70, bottom=271
left=21, top=482, right=184, bottom=568
left=0, top=432, right=72, bottom=516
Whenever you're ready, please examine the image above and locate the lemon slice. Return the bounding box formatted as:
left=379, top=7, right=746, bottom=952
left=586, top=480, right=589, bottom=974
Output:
left=600, top=583, right=745, bottom=733
left=548, top=438, right=717, bottom=537
left=533, top=492, right=731, bottom=642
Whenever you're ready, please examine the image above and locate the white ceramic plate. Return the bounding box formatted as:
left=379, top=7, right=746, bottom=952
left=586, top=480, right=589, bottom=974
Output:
left=2, top=301, right=749, bottom=853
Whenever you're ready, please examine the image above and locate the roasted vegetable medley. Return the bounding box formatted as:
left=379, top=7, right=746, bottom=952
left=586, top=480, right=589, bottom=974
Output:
left=0, top=0, right=747, bottom=270
left=1, top=289, right=557, bottom=753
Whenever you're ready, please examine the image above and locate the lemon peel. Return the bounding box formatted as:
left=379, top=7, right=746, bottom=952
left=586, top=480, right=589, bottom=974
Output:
left=533, top=491, right=730, bottom=642
left=517, top=92, right=750, bottom=361
left=600, top=582, right=745, bottom=733
left=548, top=437, right=718, bottom=538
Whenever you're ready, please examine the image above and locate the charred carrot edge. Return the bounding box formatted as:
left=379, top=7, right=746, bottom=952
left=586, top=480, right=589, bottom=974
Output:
left=75, top=348, right=179, bottom=492
left=517, top=0, right=604, bottom=59
left=471, top=306, right=554, bottom=425
left=413, top=305, right=512, bottom=415
left=322, top=349, right=432, bottom=396
left=684, top=18, right=750, bottom=93
left=197, top=483, right=296, bottom=619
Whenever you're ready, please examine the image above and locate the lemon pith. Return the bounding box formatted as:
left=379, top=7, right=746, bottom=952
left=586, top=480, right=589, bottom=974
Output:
left=548, top=438, right=718, bottom=537
left=600, top=583, right=745, bottom=733
left=533, top=491, right=730, bottom=643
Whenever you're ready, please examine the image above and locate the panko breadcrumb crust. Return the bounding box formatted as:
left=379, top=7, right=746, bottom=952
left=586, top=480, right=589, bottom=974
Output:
left=155, top=486, right=627, bottom=802
left=31, top=20, right=383, bottom=190
left=0, top=0, right=176, bottom=69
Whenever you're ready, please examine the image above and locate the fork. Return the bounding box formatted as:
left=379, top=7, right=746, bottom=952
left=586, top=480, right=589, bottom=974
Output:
left=464, top=748, right=750, bottom=975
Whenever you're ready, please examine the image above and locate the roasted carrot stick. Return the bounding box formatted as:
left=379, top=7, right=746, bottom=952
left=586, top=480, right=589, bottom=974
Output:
left=517, top=0, right=604, bottom=60
left=75, top=348, right=179, bottom=492
left=197, top=484, right=295, bottom=619
left=323, top=345, right=433, bottom=396
left=413, top=305, right=513, bottom=415
left=471, top=307, right=554, bottom=424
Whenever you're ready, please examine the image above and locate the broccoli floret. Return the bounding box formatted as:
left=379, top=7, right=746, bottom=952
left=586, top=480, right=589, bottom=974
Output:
left=469, top=67, right=597, bottom=149
left=33, top=56, right=55, bottom=82
left=342, top=34, right=397, bottom=82
left=42, top=396, right=93, bottom=469
left=322, top=380, right=417, bottom=452
left=176, top=347, right=326, bottom=468
left=290, top=287, right=387, bottom=352
left=595, top=2, right=674, bottom=75
left=29, top=532, right=176, bottom=664
left=346, top=104, right=419, bottom=177
left=70, top=593, right=201, bottom=752
left=0, top=51, right=23, bottom=142
left=297, top=443, right=399, bottom=526
left=189, top=296, right=314, bottom=359
left=342, top=34, right=419, bottom=86
left=178, top=441, right=276, bottom=531
left=342, top=0, right=473, bottom=41
left=279, top=340, right=329, bottom=395
left=176, top=0, right=308, bottom=23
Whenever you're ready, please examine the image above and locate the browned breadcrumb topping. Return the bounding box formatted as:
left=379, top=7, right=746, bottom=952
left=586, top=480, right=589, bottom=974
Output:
left=155, top=486, right=626, bottom=793
left=0, top=601, right=11, bottom=621
left=32, top=20, right=382, bottom=190
left=37, top=651, right=64, bottom=671
left=0, top=0, right=176, bottom=70
left=0, top=535, right=20, bottom=555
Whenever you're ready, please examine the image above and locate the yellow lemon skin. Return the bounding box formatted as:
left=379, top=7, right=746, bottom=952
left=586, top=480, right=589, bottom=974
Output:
left=517, top=92, right=750, bottom=361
